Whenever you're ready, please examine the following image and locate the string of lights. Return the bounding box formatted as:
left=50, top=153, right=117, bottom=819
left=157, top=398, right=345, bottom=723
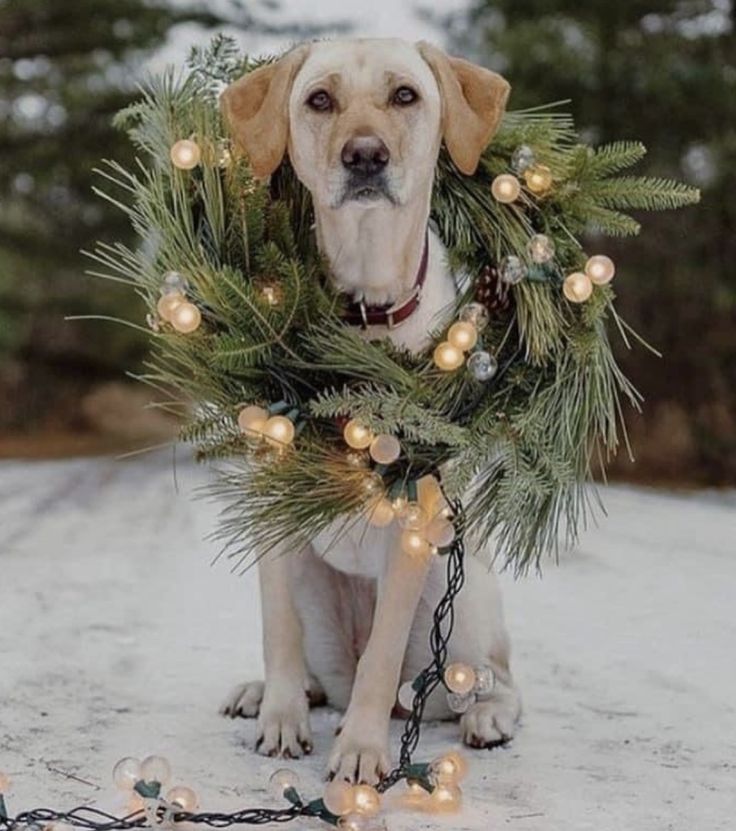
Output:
left=0, top=499, right=471, bottom=831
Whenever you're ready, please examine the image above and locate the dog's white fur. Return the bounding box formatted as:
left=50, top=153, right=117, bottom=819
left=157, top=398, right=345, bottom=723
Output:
left=220, top=38, right=521, bottom=784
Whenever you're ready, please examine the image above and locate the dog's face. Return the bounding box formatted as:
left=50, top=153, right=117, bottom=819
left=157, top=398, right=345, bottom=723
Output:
left=222, top=39, right=510, bottom=211
left=286, top=40, right=442, bottom=210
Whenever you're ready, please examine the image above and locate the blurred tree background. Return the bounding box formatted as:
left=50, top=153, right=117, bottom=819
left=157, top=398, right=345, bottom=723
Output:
left=437, top=0, right=736, bottom=483
left=1, top=0, right=733, bottom=483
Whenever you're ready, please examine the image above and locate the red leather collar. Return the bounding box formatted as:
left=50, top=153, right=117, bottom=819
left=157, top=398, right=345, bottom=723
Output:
left=342, top=232, right=429, bottom=329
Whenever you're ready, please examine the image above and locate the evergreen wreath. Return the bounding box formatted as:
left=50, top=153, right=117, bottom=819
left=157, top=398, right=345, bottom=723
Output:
left=87, top=35, right=699, bottom=573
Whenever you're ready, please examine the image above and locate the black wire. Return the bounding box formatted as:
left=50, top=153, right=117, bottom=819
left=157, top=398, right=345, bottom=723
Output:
left=0, top=499, right=466, bottom=830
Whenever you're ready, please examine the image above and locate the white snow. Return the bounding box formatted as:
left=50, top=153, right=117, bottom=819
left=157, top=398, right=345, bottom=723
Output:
left=1, top=454, right=734, bottom=830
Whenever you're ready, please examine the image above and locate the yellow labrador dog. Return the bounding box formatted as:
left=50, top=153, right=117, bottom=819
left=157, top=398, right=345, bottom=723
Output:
left=220, top=38, right=521, bottom=784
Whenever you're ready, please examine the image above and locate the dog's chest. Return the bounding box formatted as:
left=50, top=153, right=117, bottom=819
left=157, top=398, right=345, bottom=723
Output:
left=311, top=233, right=457, bottom=577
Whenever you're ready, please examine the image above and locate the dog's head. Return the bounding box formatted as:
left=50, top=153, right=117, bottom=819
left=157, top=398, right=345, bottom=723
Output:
left=221, top=39, right=510, bottom=211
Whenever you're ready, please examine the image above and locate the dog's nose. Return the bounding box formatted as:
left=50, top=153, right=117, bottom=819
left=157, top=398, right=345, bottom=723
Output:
left=341, top=135, right=390, bottom=176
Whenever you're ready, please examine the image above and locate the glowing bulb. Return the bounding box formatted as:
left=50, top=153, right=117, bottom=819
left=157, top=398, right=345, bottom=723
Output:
left=170, top=301, right=201, bottom=333
left=349, top=784, right=381, bottom=817
left=401, top=529, right=431, bottom=559
left=323, top=780, right=354, bottom=816
left=397, top=502, right=428, bottom=531
left=430, top=752, right=469, bottom=785
left=368, top=497, right=395, bottom=528
left=424, top=517, right=456, bottom=548
left=433, top=341, right=464, bottom=371
left=368, top=434, right=401, bottom=465
left=238, top=405, right=268, bottom=436
left=490, top=173, right=521, bottom=203
left=170, top=139, right=201, bottom=170
left=585, top=254, right=616, bottom=285
left=0, top=772, right=10, bottom=792
left=263, top=415, right=295, bottom=446
left=156, top=292, right=185, bottom=322
left=268, top=768, right=300, bottom=799
left=444, top=663, right=477, bottom=695
left=524, top=164, right=553, bottom=195
left=344, top=419, right=374, bottom=449
left=166, top=786, right=198, bottom=812
left=391, top=495, right=408, bottom=517
left=140, top=755, right=171, bottom=786
left=563, top=271, right=593, bottom=303
left=474, top=665, right=496, bottom=695
left=112, top=757, right=142, bottom=790
left=447, top=321, right=478, bottom=352
left=430, top=783, right=462, bottom=813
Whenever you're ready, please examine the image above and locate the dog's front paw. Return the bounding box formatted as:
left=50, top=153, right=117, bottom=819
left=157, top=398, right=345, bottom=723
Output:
left=327, top=714, right=390, bottom=785
left=220, top=680, right=265, bottom=719
left=256, top=682, right=313, bottom=759
left=460, top=690, right=521, bottom=749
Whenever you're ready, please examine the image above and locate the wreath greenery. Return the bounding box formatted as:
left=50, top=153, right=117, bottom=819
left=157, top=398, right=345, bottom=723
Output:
left=90, top=35, right=699, bottom=573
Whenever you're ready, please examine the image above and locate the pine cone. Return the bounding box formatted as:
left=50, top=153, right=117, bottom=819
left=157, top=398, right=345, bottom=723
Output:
left=474, top=264, right=513, bottom=315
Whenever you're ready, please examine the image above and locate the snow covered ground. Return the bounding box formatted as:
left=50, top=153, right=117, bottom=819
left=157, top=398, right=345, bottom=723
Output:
left=1, top=454, right=734, bottom=831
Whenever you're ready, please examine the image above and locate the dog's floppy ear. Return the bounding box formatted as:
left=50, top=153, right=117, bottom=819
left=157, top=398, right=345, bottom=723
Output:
left=220, top=45, right=310, bottom=179
left=417, top=41, right=510, bottom=176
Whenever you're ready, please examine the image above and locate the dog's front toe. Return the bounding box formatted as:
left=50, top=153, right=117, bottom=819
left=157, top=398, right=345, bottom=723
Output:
left=460, top=694, right=520, bottom=750
left=220, top=680, right=265, bottom=718
left=256, top=688, right=313, bottom=759
left=327, top=721, right=390, bottom=785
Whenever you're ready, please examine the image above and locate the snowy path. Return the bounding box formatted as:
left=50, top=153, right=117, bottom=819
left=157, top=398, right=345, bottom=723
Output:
left=1, top=455, right=734, bottom=830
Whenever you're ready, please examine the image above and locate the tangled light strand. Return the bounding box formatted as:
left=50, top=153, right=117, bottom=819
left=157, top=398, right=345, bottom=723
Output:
left=0, top=497, right=466, bottom=830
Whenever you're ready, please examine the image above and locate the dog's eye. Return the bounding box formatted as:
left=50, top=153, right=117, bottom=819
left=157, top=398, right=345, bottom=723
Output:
left=306, top=90, right=333, bottom=112
left=393, top=86, right=418, bottom=106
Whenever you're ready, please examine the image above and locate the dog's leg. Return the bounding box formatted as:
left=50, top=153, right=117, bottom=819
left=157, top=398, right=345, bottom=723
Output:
left=221, top=545, right=314, bottom=758
left=327, top=478, right=441, bottom=785
left=401, top=553, right=522, bottom=748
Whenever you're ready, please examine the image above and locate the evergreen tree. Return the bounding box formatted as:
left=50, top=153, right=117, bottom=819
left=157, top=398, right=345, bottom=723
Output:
left=442, top=0, right=736, bottom=482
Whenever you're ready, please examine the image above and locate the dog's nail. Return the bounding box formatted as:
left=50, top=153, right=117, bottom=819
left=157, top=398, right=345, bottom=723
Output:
left=326, top=771, right=336, bottom=782
left=255, top=737, right=263, bottom=750
left=301, top=741, right=313, bottom=754
left=283, top=748, right=293, bottom=760
left=334, top=726, right=342, bottom=736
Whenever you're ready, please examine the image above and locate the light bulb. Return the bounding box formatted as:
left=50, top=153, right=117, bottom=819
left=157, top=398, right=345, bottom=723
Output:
left=140, top=755, right=171, bottom=786
left=527, top=233, right=555, bottom=264
left=323, top=780, right=354, bottom=816
left=349, top=784, right=381, bottom=817
left=444, top=662, right=477, bottom=695
left=361, top=472, right=384, bottom=498
left=401, top=529, right=431, bottom=559
left=490, top=173, right=521, bottom=203
left=523, top=164, right=553, bottom=195
left=156, top=292, right=185, bottom=322
left=391, top=495, right=408, bottom=517
left=433, top=341, right=464, bottom=371
left=368, top=434, right=401, bottom=465
left=563, top=271, right=593, bottom=303
left=368, top=497, right=395, bottom=528
left=268, top=768, right=300, bottom=799
left=474, top=666, right=496, bottom=696
left=430, top=751, right=468, bottom=785
left=166, top=786, right=198, bottom=812
left=263, top=415, right=295, bottom=446
left=237, top=405, right=268, bottom=436
left=585, top=254, right=615, bottom=285
left=344, top=419, right=374, bottom=450
left=430, top=783, right=462, bottom=813
left=112, top=757, right=142, bottom=791
left=397, top=502, right=428, bottom=531
left=447, top=321, right=478, bottom=352
left=170, top=301, right=201, bottom=333
left=425, top=517, right=456, bottom=548
left=397, top=680, right=417, bottom=711
left=170, top=139, right=201, bottom=170
left=459, top=302, right=490, bottom=332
